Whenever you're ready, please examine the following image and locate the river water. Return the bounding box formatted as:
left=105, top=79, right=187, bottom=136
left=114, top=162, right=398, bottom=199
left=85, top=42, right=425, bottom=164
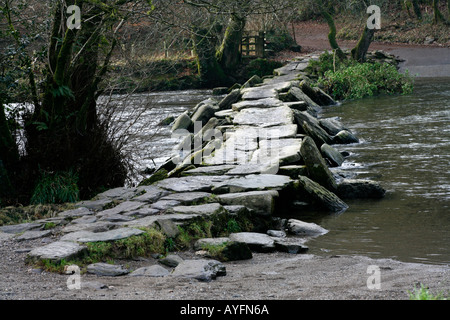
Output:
left=117, top=78, right=449, bottom=266
left=309, top=78, right=450, bottom=265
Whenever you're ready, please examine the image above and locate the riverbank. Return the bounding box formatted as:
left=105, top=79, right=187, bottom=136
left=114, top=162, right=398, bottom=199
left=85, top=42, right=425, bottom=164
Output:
left=0, top=236, right=448, bottom=300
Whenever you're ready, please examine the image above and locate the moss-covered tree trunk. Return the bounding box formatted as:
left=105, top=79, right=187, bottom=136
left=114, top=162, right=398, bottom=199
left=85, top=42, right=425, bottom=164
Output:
left=433, top=0, right=445, bottom=23
left=23, top=1, right=128, bottom=200
left=216, top=14, right=246, bottom=74
left=411, top=0, right=422, bottom=20
left=321, top=10, right=346, bottom=61
left=192, top=26, right=229, bottom=87
left=351, top=26, right=375, bottom=62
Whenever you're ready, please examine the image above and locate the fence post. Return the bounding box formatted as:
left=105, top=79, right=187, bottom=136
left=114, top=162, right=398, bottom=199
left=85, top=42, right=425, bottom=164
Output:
left=256, top=31, right=265, bottom=58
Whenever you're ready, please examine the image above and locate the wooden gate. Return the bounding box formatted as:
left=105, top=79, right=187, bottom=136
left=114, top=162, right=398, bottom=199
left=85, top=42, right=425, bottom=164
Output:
left=241, top=32, right=266, bottom=58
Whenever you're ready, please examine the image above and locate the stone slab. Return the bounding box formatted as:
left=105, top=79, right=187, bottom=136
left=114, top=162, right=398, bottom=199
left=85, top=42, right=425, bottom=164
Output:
left=76, top=228, right=146, bottom=243
left=27, top=241, right=87, bottom=263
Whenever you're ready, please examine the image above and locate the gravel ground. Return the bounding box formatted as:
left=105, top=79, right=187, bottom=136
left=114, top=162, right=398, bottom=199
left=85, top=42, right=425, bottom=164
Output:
left=1, top=236, right=448, bottom=301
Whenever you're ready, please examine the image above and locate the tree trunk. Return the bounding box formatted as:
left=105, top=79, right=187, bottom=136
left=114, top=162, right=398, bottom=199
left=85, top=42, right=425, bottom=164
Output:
left=192, top=26, right=229, bottom=86
left=0, top=101, right=18, bottom=202
left=321, top=10, right=346, bottom=61
left=0, top=102, right=19, bottom=169
left=411, top=0, right=422, bottom=20
left=351, top=26, right=375, bottom=62
left=216, top=14, right=246, bottom=74
left=433, top=0, right=445, bottom=23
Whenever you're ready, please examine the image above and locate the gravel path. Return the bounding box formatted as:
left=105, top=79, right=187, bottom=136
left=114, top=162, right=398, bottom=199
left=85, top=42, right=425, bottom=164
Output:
left=1, top=236, right=448, bottom=300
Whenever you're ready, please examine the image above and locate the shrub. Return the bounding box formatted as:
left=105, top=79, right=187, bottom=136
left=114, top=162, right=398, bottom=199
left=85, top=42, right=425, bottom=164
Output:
left=30, top=170, right=80, bottom=205
left=317, top=61, right=414, bottom=100
left=265, top=29, right=296, bottom=53
left=246, top=58, right=283, bottom=78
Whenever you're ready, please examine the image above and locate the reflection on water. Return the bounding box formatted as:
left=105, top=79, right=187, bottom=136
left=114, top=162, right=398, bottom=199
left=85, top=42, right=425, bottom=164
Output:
left=307, top=78, right=450, bottom=265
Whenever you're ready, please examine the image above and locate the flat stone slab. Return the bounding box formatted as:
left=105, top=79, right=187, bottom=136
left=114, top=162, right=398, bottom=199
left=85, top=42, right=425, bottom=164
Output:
left=167, top=203, right=224, bottom=216
left=155, top=175, right=232, bottom=193
left=229, top=232, right=276, bottom=253
left=129, top=265, right=170, bottom=277
left=216, top=190, right=278, bottom=216
left=250, top=138, right=302, bottom=167
left=61, top=221, right=116, bottom=234
left=171, top=259, right=226, bottom=282
left=87, top=263, right=129, bottom=277
left=131, top=185, right=169, bottom=203
left=0, top=232, right=15, bottom=241
left=150, top=200, right=181, bottom=211
left=160, top=192, right=212, bottom=205
left=226, top=163, right=279, bottom=175
left=232, top=98, right=284, bottom=111
left=233, top=124, right=299, bottom=140
left=76, top=228, right=146, bottom=243
left=122, top=206, right=159, bottom=218
left=58, top=207, right=93, bottom=218
left=69, top=215, right=98, bottom=225
left=233, top=106, right=294, bottom=127
left=241, top=87, right=278, bottom=100
left=212, top=174, right=292, bottom=193
left=96, top=201, right=146, bottom=217
left=27, top=241, right=87, bottom=263
left=75, top=199, right=113, bottom=211
left=98, top=213, right=135, bottom=223
left=181, top=165, right=237, bottom=176
left=0, top=222, right=43, bottom=234
left=95, top=187, right=140, bottom=200
left=15, top=230, right=53, bottom=241
left=60, top=231, right=96, bottom=242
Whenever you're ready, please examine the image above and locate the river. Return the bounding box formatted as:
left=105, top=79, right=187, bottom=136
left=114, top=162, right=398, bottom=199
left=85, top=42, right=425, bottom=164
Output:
left=308, top=77, right=450, bottom=266
left=115, top=78, right=449, bottom=266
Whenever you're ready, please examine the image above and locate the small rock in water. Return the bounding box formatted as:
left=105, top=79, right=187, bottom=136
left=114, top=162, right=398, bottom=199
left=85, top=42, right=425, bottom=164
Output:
left=267, top=230, right=286, bottom=238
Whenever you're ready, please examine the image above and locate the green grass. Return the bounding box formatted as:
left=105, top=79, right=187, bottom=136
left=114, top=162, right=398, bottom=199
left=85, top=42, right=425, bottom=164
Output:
left=30, top=170, right=80, bottom=205
left=32, top=227, right=168, bottom=273
left=408, top=284, right=448, bottom=300
left=306, top=51, right=414, bottom=101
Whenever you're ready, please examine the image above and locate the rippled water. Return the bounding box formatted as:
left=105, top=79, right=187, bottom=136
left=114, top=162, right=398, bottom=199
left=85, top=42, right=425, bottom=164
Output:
left=308, top=78, right=450, bottom=265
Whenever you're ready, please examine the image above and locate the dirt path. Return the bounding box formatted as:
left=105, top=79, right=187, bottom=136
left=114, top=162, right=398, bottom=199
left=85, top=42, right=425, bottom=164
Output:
left=1, top=236, right=448, bottom=301
left=290, top=21, right=450, bottom=77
